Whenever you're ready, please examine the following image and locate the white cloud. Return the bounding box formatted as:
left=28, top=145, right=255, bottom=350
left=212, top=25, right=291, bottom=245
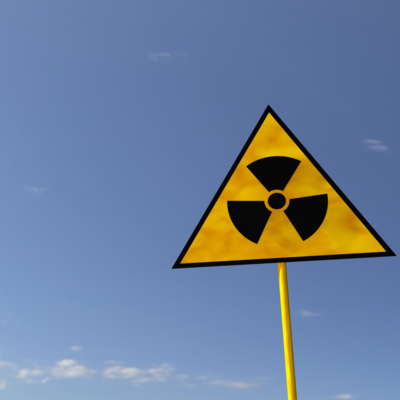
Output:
left=25, top=186, right=47, bottom=196
left=299, top=310, right=321, bottom=317
left=362, top=139, right=388, bottom=151
left=148, top=52, right=172, bottom=62
left=369, top=145, right=388, bottom=151
left=50, top=359, right=95, bottom=379
left=0, top=359, right=17, bottom=370
left=70, top=346, right=82, bottom=352
left=209, top=379, right=258, bottom=389
left=333, top=395, right=354, bottom=399
left=0, top=355, right=264, bottom=392
left=363, top=139, right=380, bottom=144
left=103, top=363, right=174, bottom=385
left=17, top=369, right=45, bottom=379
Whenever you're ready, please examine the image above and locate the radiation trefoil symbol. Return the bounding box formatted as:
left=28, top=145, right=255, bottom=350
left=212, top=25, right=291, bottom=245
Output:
left=227, top=156, right=328, bottom=244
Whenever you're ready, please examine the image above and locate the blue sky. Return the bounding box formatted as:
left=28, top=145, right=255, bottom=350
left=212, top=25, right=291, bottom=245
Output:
left=0, top=0, right=399, bottom=399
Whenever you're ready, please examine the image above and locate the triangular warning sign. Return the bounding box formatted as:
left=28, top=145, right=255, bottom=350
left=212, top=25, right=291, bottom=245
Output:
left=173, top=106, right=395, bottom=268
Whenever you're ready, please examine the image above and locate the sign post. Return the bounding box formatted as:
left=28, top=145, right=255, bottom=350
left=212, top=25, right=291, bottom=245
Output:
left=278, top=262, right=297, bottom=400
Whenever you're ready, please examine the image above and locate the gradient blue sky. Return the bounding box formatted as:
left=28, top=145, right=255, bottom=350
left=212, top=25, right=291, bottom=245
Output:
left=0, top=1, right=399, bottom=399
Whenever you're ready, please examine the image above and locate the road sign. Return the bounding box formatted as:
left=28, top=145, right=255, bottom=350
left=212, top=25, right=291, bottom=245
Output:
left=173, top=106, right=394, bottom=268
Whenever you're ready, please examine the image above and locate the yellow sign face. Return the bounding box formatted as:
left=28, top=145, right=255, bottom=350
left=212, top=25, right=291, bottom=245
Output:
left=173, top=107, right=394, bottom=268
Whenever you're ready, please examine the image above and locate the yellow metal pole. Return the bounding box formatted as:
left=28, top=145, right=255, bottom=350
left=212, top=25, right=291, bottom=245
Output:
left=278, top=262, right=297, bottom=400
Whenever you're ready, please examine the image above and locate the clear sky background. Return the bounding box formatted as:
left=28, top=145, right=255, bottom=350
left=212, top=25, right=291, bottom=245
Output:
left=0, top=1, right=398, bottom=399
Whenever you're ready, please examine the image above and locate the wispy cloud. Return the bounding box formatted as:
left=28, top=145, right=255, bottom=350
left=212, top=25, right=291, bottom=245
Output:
left=148, top=52, right=172, bottom=62
left=174, top=373, right=260, bottom=389
left=103, top=363, right=173, bottom=385
left=209, top=379, right=258, bottom=389
left=333, top=395, right=354, bottom=399
left=25, top=186, right=47, bottom=196
left=17, top=369, right=45, bottom=379
left=362, top=139, right=388, bottom=151
left=70, top=346, right=82, bottom=352
left=103, top=364, right=260, bottom=390
left=14, top=359, right=95, bottom=385
left=50, top=359, right=95, bottom=379
left=147, top=51, right=187, bottom=62
left=0, top=359, right=17, bottom=370
left=299, top=310, right=321, bottom=317
left=0, top=356, right=264, bottom=392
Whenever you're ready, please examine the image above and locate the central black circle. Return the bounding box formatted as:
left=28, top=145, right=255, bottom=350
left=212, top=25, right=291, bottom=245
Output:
left=268, top=193, right=286, bottom=210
